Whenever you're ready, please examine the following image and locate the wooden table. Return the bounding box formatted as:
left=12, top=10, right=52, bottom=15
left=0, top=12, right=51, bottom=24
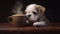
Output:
left=0, top=23, right=60, bottom=34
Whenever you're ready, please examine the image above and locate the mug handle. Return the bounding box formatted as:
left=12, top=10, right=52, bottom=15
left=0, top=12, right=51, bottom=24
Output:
left=8, top=16, right=13, bottom=24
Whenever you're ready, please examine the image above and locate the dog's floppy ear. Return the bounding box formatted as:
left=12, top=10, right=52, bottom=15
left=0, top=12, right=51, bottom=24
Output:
left=36, top=4, right=45, bottom=14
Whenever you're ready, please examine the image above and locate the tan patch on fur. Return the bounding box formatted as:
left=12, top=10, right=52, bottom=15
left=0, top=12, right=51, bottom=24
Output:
left=36, top=4, right=45, bottom=14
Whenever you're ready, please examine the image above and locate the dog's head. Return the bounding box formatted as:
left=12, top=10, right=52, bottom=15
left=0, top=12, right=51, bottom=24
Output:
left=25, top=4, right=45, bottom=21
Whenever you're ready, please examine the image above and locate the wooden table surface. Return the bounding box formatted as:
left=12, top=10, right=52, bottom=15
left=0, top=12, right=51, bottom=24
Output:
left=0, top=23, right=60, bottom=32
left=0, top=23, right=60, bottom=34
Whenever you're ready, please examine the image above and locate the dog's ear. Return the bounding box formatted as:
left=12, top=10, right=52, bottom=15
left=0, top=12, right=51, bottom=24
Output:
left=36, top=4, right=45, bottom=14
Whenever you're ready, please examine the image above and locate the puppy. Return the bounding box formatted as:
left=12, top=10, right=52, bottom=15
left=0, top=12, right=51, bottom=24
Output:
left=25, top=4, right=49, bottom=26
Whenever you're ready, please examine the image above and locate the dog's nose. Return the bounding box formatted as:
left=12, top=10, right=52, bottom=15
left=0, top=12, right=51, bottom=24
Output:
left=28, top=15, right=31, bottom=17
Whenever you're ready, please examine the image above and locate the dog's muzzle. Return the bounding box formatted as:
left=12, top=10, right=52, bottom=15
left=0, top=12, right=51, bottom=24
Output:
left=28, top=15, right=31, bottom=17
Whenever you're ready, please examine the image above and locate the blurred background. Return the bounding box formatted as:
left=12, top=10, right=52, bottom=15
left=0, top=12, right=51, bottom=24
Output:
left=0, top=0, right=60, bottom=23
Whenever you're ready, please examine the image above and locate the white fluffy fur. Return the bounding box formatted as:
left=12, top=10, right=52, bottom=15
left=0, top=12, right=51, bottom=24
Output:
left=25, top=4, right=46, bottom=26
left=25, top=4, right=36, bottom=12
left=25, top=4, right=39, bottom=21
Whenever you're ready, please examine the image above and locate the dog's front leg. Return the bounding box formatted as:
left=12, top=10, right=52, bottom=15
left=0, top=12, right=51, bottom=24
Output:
left=33, top=21, right=47, bottom=26
left=26, top=20, right=33, bottom=26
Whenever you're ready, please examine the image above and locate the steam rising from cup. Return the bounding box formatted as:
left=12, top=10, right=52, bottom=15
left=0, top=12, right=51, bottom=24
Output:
left=12, top=1, right=23, bottom=14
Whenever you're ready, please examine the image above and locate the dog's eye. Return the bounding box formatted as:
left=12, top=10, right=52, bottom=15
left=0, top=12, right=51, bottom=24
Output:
left=33, top=12, right=37, bottom=14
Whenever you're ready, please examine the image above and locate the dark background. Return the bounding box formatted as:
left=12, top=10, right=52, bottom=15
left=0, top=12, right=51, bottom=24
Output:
left=0, top=0, right=60, bottom=23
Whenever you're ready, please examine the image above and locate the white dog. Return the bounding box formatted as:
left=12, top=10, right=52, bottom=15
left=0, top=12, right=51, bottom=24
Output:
left=25, top=4, right=49, bottom=26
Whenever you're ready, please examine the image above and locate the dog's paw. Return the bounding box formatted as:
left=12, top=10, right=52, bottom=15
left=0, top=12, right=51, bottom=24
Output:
left=26, top=20, right=29, bottom=24
left=33, top=21, right=47, bottom=26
